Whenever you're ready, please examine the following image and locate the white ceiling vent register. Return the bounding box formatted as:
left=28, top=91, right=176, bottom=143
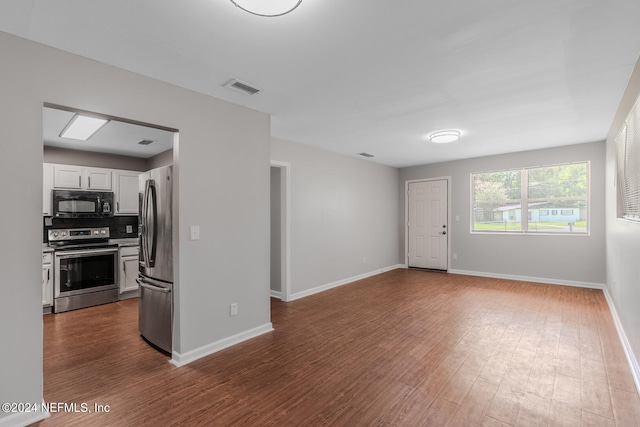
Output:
left=224, top=79, right=261, bottom=95
left=359, top=152, right=375, bottom=158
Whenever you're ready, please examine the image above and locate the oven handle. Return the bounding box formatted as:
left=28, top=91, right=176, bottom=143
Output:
left=136, top=278, right=171, bottom=294
left=55, top=248, right=119, bottom=258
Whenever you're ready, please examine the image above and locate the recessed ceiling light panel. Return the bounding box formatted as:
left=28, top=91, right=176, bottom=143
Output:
left=230, top=0, right=303, bottom=17
left=60, top=114, right=109, bottom=141
left=428, top=130, right=461, bottom=144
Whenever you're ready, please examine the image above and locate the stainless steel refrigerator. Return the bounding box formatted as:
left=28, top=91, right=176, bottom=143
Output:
left=138, top=165, right=173, bottom=353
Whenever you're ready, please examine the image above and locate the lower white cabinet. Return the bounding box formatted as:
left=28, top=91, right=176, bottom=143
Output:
left=42, top=252, right=53, bottom=308
left=119, top=246, right=139, bottom=296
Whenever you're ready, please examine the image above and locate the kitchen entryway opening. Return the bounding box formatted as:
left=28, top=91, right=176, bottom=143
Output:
left=41, top=103, right=179, bottom=396
left=270, top=161, right=291, bottom=302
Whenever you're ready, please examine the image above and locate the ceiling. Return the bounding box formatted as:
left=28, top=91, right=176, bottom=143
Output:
left=43, top=107, right=174, bottom=158
left=3, top=0, right=640, bottom=167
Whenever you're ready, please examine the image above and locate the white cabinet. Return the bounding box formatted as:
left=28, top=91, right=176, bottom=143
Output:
left=85, top=167, right=112, bottom=190
left=43, top=163, right=53, bottom=215
left=42, top=252, right=53, bottom=308
left=114, top=171, right=140, bottom=215
left=53, top=164, right=83, bottom=189
left=52, top=164, right=112, bottom=190
left=119, top=246, right=139, bottom=296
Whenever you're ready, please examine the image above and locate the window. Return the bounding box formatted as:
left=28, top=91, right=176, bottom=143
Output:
left=472, top=162, right=589, bottom=234
left=616, top=95, right=640, bottom=221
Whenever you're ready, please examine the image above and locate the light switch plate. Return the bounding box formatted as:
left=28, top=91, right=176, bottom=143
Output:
left=126, top=225, right=133, bottom=234
left=190, top=225, right=200, bottom=240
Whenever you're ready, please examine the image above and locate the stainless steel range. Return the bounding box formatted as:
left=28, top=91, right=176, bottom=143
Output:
left=48, top=227, right=119, bottom=313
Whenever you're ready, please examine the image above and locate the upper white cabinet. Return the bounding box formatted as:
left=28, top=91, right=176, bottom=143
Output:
left=114, top=171, right=140, bottom=215
left=53, top=164, right=83, bottom=189
left=85, top=167, right=112, bottom=190
left=43, top=163, right=53, bottom=215
left=52, top=164, right=112, bottom=190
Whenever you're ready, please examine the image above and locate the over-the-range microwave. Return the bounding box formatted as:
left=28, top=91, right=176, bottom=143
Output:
left=52, top=190, right=114, bottom=218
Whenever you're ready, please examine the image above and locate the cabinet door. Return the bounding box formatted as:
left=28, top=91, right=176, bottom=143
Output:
left=43, top=163, right=54, bottom=215
left=115, top=172, right=140, bottom=215
left=85, top=168, right=112, bottom=190
left=42, top=265, right=53, bottom=307
left=53, top=165, right=83, bottom=189
left=120, top=256, right=139, bottom=294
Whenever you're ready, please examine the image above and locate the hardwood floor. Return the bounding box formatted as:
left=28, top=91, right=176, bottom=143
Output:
left=35, top=269, right=640, bottom=426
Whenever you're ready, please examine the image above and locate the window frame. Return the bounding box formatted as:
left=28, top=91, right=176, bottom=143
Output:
left=470, top=161, right=590, bottom=236
left=616, top=94, right=640, bottom=222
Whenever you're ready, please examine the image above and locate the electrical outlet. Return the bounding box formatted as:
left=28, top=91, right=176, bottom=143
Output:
left=230, top=303, right=238, bottom=316
left=126, top=225, right=133, bottom=234
left=362, top=256, right=367, bottom=264
left=453, top=253, right=458, bottom=260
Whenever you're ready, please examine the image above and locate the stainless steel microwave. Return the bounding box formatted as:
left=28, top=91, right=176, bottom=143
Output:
left=52, top=190, right=114, bottom=218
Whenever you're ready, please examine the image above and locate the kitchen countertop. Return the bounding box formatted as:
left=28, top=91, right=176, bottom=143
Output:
left=43, top=244, right=54, bottom=253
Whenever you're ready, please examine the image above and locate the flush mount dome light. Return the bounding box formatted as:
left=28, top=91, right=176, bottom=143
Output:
left=429, top=130, right=461, bottom=144
left=230, top=0, right=303, bottom=17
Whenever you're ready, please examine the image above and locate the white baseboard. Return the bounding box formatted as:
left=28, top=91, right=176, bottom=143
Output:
left=0, top=410, right=48, bottom=427
left=602, top=287, right=640, bottom=395
left=289, top=264, right=405, bottom=301
left=170, top=322, right=274, bottom=367
left=270, top=290, right=282, bottom=299
left=448, top=269, right=605, bottom=290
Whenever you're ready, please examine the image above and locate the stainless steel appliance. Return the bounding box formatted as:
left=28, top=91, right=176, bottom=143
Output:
left=138, top=165, right=173, bottom=353
left=52, top=190, right=114, bottom=218
left=49, top=227, right=119, bottom=313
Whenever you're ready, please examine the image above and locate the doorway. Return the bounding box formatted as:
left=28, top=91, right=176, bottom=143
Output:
left=41, top=103, right=179, bottom=390
left=270, top=161, right=291, bottom=302
left=406, top=178, right=449, bottom=270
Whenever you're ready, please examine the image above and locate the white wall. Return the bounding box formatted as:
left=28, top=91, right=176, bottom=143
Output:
left=43, top=146, right=148, bottom=171
left=271, top=138, right=402, bottom=298
left=605, top=56, right=640, bottom=371
left=400, top=142, right=606, bottom=286
left=0, top=31, right=271, bottom=426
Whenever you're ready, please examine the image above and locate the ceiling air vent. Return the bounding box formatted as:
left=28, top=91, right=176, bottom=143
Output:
left=138, top=139, right=155, bottom=145
left=224, top=79, right=261, bottom=95
left=359, top=152, right=375, bottom=158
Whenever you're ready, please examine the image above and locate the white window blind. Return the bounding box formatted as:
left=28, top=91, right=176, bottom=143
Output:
left=617, top=97, right=640, bottom=221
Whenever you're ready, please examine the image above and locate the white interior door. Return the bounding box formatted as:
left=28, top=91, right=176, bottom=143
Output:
left=408, top=180, right=448, bottom=270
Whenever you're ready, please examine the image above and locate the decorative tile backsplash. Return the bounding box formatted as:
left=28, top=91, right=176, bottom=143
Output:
left=43, top=216, right=138, bottom=242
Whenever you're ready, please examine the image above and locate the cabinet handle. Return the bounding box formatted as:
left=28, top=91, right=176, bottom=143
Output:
left=79, top=176, right=81, bottom=187
left=117, top=202, right=120, bottom=212
left=47, top=269, right=50, bottom=281
left=123, top=261, right=126, bottom=272
left=88, top=176, right=91, bottom=188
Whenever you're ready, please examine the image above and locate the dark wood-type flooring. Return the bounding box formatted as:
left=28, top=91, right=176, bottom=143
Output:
left=35, top=269, right=640, bottom=426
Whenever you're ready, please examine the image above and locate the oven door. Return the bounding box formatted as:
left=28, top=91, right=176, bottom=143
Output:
left=54, top=248, right=118, bottom=297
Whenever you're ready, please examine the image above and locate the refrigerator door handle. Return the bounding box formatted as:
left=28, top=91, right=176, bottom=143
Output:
left=136, top=277, right=171, bottom=294
left=142, top=179, right=158, bottom=268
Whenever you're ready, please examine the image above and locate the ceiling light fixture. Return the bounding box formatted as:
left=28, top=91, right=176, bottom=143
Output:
left=428, top=130, right=461, bottom=144
left=229, top=0, right=303, bottom=17
left=60, top=114, right=109, bottom=141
